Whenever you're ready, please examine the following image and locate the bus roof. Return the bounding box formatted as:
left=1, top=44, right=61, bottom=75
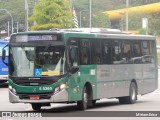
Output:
left=11, top=28, right=155, bottom=41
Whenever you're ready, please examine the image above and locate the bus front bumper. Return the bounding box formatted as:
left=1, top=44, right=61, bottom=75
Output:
left=9, top=89, right=68, bottom=103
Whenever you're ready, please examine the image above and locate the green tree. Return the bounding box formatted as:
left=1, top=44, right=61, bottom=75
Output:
left=92, top=12, right=111, bottom=28
left=0, top=0, right=25, bottom=32
left=128, top=13, right=160, bottom=35
left=29, top=0, right=73, bottom=30
left=148, top=13, right=160, bottom=35
left=0, top=0, right=36, bottom=32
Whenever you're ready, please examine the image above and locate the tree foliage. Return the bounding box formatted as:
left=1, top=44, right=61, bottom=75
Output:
left=73, top=0, right=111, bottom=28
left=148, top=13, right=160, bottom=35
left=127, top=12, right=160, bottom=35
left=92, top=12, right=111, bottom=28
left=28, top=0, right=73, bottom=30
left=0, top=0, right=36, bottom=32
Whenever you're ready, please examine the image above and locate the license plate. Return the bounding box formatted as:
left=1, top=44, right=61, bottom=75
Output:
left=29, top=96, right=40, bottom=100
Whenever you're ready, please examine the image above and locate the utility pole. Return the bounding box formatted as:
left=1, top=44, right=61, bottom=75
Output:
left=34, top=0, right=37, bottom=25
left=70, top=0, right=72, bottom=9
left=7, top=21, right=10, bottom=37
left=89, top=0, right=92, bottom=31
left=80, top=10, right=88, bottom=28
left=126, top=0, right=129, bottom=31
left=25, top=0, right=28, bottom=31
left=17, top=22, right=19, bottom=33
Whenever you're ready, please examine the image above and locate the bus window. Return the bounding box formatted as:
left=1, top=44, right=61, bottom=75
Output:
left=141, top=41, right=154, bottom=63
left=149, top=41, right=155, bottom=63
left=122, top=41, right=131, bottom=64
left=113, top=40, right=122, bottom=64
left=102, top=40, right=112, bottom=64
left=91, top=39, right=101, bottom=64
left=80, top=39, right=90, bottom=65
left=131, top=41, right=141, bottom=64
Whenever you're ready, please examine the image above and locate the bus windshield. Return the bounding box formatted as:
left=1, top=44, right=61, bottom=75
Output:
left=10, top=45, right=66, bottom=77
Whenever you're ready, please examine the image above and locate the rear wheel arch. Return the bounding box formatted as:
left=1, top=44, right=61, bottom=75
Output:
left=119, top=80, right=138, bottom=104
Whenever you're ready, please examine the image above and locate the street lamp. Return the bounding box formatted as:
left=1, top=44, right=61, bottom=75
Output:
left=0, top=9, right=13, bottom=34
left=79, top=10, right=88, bottom=28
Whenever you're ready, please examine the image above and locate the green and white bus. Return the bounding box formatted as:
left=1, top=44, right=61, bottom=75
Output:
left=2, top=28, right=158, bottom=110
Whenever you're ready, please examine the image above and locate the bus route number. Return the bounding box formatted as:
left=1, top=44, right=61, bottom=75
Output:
left=39, top=87, right=52, bottom=91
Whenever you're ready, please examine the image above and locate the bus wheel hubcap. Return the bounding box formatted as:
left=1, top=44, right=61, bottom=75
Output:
left=131, top=86, right=136, bottom=100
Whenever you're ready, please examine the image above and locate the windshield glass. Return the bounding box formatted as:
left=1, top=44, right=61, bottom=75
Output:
left=10, top=46, right=66, bottom=77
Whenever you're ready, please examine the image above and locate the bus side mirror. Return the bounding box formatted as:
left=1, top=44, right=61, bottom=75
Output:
left=2, top=44, right=9, bottom=66
left=2, top=49, right=6, bottom=61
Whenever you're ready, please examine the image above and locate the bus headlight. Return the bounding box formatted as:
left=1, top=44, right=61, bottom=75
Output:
left=54, top=83, right=66, bottom=94
left=9, top=85, right=12, bottom=90
left=9, top=85, right=17, bottom=95
left=60, top=83, right=66, bottom=90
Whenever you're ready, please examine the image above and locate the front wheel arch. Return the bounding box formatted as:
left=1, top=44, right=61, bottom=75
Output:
left=77, top=82, right=94, bottom=110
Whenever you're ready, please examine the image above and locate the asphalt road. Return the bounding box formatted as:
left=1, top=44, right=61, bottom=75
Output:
left=0, top=71, right=160, bottom=120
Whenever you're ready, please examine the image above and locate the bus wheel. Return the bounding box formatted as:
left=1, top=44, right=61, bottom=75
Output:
left=31, top=103, right=42, bottom=111
left=119, top=82, right=137, bottom=104
left=77, top=86, right=88, bottom=110
left=91, top=100, right=96, bottom=106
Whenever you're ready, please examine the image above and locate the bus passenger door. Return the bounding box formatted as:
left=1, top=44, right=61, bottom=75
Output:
left=67, top=41, right=80, bottom=101
left=69, top=46, right=79, bottom=73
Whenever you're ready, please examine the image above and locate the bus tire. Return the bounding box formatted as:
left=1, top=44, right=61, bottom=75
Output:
left=91, top=100, right=96, bottom=106
left=31, top=103, right=42, bottom=111
left=77, top=86, right=88, bottom=110
left=119, top=82, right=137, bottom=104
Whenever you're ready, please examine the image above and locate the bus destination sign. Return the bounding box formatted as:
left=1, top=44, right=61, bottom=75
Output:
left=14, top=34, right=59, bottom=42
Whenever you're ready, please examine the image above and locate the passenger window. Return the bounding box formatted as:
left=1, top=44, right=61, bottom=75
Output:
left=80, top=39, right=90, bottom=65
left=102, top=40, right=112, bottom=64
left=131, top=41, right=141, bottom=64
left=113, top=40, right=122, bottom=64
left=142, top=41, right=154, bottom=63
left=122, top=41, right=131, bottom=64
left=149, top=41, right=155, bottom=63
left=91, top=39, right=101, bottom=64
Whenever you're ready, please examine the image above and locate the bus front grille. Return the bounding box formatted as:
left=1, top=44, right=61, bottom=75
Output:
left=13, top=80, right=55, bottom=86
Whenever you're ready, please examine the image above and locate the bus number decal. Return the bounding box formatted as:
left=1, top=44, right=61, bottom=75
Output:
left=39, top=87, right=52, bottom=91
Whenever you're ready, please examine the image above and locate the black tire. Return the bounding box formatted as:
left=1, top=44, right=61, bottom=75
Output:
left=119, top=82, right=137, bottom=104
left=31, top=103, right=42, bottom=111
left=91, top=100, right=96, bottom=106
left=77, top=86, right=88, bottom=110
